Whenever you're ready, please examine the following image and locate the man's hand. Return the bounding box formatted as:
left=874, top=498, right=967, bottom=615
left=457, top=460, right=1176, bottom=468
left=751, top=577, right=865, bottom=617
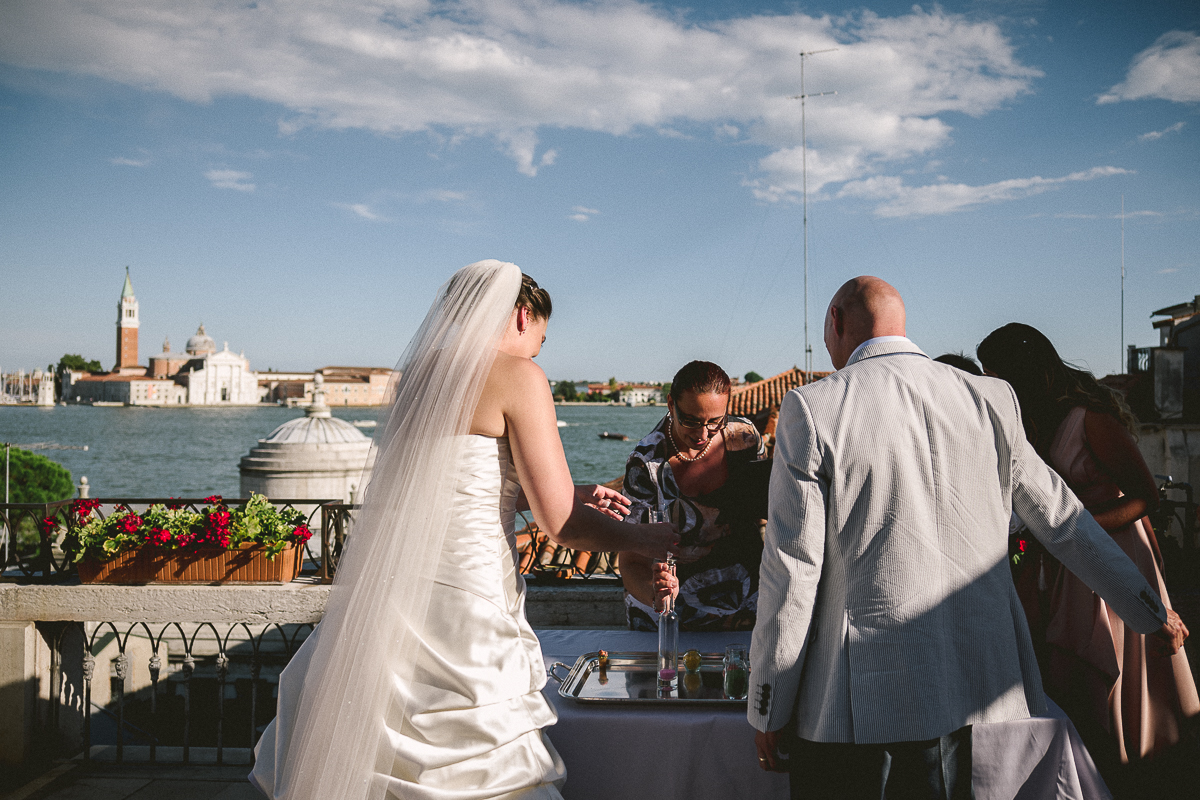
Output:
left=755, top=729, right=788, bottom=772
left=576, top=484, right=631, bottom=520
left=1151, top=608, right=1189, bottom=656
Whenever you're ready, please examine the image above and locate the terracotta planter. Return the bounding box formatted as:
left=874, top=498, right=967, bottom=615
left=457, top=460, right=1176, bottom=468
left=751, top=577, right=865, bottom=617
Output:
left=77, top=542, right=303, bottom=585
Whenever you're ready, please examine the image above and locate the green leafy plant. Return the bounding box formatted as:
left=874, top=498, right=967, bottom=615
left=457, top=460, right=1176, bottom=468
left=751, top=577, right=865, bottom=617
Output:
left=63, top=493, right=313, bottom=564
left=4, top=447, right=73, bottom=504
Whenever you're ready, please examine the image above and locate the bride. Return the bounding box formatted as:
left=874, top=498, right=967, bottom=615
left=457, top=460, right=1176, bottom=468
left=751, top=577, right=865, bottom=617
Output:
left=250, top=260, right=678, bottom=799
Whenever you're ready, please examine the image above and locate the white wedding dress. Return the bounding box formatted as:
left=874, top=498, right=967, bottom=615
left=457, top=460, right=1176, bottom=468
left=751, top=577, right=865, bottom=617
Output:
left=252, top=436, right=566, bottom=799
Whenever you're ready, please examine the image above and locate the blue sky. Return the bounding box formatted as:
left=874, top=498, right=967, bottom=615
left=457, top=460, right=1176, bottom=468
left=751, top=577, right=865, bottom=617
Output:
left=1, top=0, right=1196, bottom=383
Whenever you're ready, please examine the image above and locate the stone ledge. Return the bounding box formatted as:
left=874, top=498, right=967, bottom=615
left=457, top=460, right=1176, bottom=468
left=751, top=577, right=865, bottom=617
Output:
left=0, top=581, right=627, bottom=627
left=0, top=581, right=331, bottom=624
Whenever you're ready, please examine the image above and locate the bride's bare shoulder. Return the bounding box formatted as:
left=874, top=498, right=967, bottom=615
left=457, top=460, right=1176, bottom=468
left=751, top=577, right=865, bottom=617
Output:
left=487, top=352, right=548, bottom=392
left=472, top=354, right=550, bottom=436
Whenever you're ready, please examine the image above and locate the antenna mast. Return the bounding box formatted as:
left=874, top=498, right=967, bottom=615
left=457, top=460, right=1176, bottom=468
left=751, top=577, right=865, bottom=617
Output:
left=1120, top=195, right=1126, bottom=373
left=792, top=48, right=837, bottom=383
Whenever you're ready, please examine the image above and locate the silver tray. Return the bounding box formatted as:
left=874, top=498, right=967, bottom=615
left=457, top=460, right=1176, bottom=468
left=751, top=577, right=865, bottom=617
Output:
left=547, top=650, right=747, bottom=705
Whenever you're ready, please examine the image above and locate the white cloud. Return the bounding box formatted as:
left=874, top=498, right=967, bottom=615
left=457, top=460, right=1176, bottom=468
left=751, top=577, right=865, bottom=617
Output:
left=569, top=205, right=599, bottom=222
left=333, top=202, right=386, bottom=221
left=426, top=189, right=469, bottom=203
left=1098, top=31, right=1200, bottom=104
left=205, top=168, right=255, bottom=192
left=1138, top=121, right=1186, bottom=141
left=838, top=166, right=1131, bottom=218
left=110, top=156, right=149, bottom=167
left=1052, top=209, right=1161, bottom=220
left=1158, top=267, right=1180, bottom=275
left=0, top=1, right=1041, bottom=198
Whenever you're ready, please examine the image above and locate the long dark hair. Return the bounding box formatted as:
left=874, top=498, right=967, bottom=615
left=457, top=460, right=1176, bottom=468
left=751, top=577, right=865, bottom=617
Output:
left=977, top=323, right=1137, bottom=456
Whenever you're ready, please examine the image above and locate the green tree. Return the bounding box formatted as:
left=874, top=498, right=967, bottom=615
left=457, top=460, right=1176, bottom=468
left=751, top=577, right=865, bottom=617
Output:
left=556, top=380, right=578, bottom=402
left=58, top=354, right=102, bottom=373
left=744, top=371, right=765, bottom=384
left=4, top=447, right=74, bottom=504
left=608, top=376, right=619, bottom=391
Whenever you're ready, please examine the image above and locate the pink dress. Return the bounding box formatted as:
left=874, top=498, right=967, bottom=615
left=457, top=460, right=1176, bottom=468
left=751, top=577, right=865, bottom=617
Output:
left=1032, top=406, right=1199, bottom=763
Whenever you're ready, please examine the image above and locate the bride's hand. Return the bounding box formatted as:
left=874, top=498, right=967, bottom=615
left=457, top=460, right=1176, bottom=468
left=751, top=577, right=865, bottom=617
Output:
left=636, top=523, right=680, bottom=561
left=576, top=484, right=631, bottom=520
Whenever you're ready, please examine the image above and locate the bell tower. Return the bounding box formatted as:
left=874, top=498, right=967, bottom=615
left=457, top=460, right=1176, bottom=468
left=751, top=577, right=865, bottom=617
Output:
left=116, top=266, right=139, bottom=372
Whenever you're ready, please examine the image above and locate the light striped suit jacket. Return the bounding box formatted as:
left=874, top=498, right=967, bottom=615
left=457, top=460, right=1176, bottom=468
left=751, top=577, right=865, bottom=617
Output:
left=748, top=339, right=1168, bottom=744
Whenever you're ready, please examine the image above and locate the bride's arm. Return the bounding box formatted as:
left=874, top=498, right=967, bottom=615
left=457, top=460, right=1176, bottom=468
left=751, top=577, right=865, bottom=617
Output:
left=504, top=359, right=676, bottom=559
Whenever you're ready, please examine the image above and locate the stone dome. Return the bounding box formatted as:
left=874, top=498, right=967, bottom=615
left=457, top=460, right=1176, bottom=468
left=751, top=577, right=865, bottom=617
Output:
left=238, top=373, right=375, bottom=505
left=186, top=324, right=217, bottom=356
left=260, top=413, right=369, bottom=445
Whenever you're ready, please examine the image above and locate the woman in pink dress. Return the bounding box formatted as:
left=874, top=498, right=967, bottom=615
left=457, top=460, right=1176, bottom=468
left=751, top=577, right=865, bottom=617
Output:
left=979, top=323, right=1199, bottom=797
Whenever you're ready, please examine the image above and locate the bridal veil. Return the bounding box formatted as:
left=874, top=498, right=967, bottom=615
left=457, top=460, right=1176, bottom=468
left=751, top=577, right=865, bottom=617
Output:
left=259, top=260, right=523, bottom=799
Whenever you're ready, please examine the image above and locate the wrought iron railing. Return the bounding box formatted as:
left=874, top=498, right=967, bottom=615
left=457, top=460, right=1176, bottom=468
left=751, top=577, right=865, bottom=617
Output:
left=33, top=618, right=315, bottom=765
left=0, top=498, right=355, bottom=583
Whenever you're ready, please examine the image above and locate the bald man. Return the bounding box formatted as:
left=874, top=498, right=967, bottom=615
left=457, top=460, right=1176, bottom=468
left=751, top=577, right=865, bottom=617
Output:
left=748, top=277, right=1182, bottom=799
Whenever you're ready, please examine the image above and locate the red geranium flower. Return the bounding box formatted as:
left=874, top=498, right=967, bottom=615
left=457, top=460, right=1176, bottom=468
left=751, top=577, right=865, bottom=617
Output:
left=146, top=527, right=172, bottom=546
left=39, top=516, right=60, bottom=537
left=117, top=514, right=143, bottom=535
left=292, top=524, right=312, bottom=544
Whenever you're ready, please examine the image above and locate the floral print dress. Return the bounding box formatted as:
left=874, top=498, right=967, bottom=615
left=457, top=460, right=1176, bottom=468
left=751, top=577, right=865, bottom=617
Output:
left=622, top=415, right=770, bottom=631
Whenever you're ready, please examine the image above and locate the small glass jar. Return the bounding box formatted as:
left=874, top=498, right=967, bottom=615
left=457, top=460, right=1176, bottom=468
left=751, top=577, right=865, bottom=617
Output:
left=723, top=644, right=749, bottom=700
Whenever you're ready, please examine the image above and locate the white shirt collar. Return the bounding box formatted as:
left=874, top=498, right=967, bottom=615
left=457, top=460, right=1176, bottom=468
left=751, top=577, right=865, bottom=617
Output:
left=847, top=335, right=911, bottom=365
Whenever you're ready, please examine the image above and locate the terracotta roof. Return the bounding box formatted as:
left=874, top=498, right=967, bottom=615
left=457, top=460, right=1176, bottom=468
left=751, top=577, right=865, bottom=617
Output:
left=72, top=374, right=164, bottom=383
left=514, top=474, right=625, bottom=581
left=727, top=367, right=831, bottom=417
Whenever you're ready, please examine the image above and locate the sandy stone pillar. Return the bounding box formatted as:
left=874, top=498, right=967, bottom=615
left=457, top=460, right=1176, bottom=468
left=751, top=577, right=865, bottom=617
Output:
left=0, top=621, right=38, bottom=763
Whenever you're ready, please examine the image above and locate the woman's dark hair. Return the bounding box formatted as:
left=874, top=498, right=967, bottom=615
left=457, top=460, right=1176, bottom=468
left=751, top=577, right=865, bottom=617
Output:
left=977, top=322, right=1137, bottom=455
left=669, top=361, right=731, bottom=402
left=517, top=273, right=552, bottom=320
left=934, top=353, right=983, bottom=376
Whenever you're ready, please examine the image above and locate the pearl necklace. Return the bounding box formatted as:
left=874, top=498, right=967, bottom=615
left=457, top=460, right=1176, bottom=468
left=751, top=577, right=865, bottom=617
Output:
left=667, top=413, right=716, bottom=463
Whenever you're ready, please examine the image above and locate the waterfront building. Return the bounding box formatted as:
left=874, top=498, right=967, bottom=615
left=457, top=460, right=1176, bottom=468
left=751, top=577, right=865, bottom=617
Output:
left=617, top=384, right=663, bottom=405
left=66, top=272, right=259, bottom=405
left=0, top=369, right=55, bottom=405
left=259, top=366, right=393, bottom=406
left=239, top=374, right=375, bottom=506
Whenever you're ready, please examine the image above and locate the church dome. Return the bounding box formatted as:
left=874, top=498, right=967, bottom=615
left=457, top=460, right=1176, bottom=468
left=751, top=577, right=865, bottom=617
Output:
left=186, top=324, right=217, bottom=356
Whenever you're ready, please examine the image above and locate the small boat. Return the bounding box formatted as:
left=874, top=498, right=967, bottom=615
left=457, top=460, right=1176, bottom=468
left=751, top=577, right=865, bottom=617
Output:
left=557, top=420, right=568, bottom=427
left=598, top=432, right=629, bottom=441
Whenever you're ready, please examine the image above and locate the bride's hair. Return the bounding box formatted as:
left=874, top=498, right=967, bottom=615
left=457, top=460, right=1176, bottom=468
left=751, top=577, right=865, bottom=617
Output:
left=517, top=273, right=552, bottom=320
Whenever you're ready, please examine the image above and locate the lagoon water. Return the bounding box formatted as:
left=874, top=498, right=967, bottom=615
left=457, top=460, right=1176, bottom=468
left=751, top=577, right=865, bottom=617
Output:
left=0, top=404, right=667, bottom=498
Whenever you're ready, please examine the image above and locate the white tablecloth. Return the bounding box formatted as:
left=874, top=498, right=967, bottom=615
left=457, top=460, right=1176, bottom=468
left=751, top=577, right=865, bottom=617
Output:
left=535, top=629, right=1110, bottom=800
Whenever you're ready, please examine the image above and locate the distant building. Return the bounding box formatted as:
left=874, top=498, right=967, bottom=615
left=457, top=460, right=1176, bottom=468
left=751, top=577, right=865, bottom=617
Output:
left=259, top=367, right=394, bottom=406
left=617, top=384, right=663, bottom=405
left=258, top=371, right=315, bottom=405
left=318, top=366, right=392, bottom=406
left=115, top=267, right=143, bottom=375
left=66, top=271, right=258, bottom=405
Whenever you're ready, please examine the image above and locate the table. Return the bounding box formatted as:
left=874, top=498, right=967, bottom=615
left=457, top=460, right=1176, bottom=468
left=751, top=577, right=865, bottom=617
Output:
left=536, top=630, right=1110, bottom=800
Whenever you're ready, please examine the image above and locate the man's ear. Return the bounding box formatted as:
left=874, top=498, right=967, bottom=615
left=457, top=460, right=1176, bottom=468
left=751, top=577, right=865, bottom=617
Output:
left=830, top=305, right=845, bottom=338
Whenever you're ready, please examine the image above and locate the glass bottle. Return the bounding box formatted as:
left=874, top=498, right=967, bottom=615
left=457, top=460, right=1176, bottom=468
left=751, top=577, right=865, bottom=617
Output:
left=656, top=556, right=679, bottom=692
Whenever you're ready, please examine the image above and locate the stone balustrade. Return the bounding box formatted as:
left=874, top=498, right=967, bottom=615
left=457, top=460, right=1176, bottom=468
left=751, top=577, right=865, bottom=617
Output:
left=0, top=580, right=624, bottom=766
